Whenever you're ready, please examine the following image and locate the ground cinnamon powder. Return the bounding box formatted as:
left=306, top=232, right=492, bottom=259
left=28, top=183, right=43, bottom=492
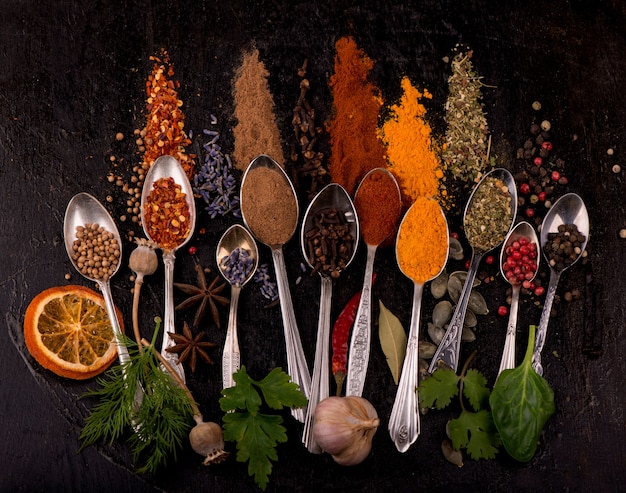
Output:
left=232, top=48, right=284, bottom=171
left=327, top=37, right=387, bottom=195
left=379, top=77, right=443, bottom=207
left=240, top=166, right=298, bottom=246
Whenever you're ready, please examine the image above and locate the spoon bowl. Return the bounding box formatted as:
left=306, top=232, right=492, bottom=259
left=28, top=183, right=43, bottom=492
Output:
left=216, top=224, right=259, bottom=389
left=240, top=154, right=311, bottom=422
left=141, top=155, right=196, bottom=384
left=346, top=168, right=402, bottom=399
left=497, top=221, right=540, bottom=377
left=300, top=183, right=359, bottom=452
left=429, top=168, right=518, bottom=373
left=532, top=193, right=589, bottom=375
left=388, top=198, right=449, bottom=452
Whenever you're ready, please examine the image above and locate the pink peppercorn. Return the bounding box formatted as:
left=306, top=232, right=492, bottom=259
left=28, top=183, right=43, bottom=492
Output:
left=519, top=183, right=531, bottom=194
left=534, top=157, right=543, bottom=166
left=525, top=207, right=535, bottom=218
left=498, top=306, right=509, bottom=316
left=188, top=246, right=198, bottom=255
left=534, top=286, right=545, bottom=297
left=485, top=255, right=495, bottom=265
left=542, top=141, right=553, bottom=151
left=538, top=191, right=547, bottom=202
left=551, top=170, right=561, bottom=181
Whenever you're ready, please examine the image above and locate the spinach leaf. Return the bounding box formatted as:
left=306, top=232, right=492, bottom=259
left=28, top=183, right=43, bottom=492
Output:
left=489, top=325, right=555, bottom=462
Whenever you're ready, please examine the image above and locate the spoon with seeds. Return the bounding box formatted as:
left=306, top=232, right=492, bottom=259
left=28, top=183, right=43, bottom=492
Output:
left=388, top=197, right=449, bottom=452
left=429, top=168, right=517, bottom=373
left=497, top=221, right=539, bottom=377
left=240, top=154, right=311, bottom=422
left=300, top=183, right=359, bottom=453
left=532, top=193, right=588, bottom=375
left=141, top=155, right=196, bottom=384
left=346, top=168, right=402, bottom=399
left=216, top=224, right=259, bottom=390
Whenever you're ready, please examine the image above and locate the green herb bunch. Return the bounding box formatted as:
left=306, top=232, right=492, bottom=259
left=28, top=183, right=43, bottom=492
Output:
left=219, top=366, right=307, bottom=490
left=79, top=321, right=195, bottom=474
left=419, top=325, right=555, bottom=463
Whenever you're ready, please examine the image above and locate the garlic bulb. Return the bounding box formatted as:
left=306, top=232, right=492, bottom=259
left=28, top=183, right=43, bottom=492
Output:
left=313, top=396, right=380, bottom=466
left=189, top=415, right=229, bottom=465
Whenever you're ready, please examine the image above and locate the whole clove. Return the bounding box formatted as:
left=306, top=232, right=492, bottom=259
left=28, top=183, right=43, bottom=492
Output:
left=305, top=207, right=354, bottom=279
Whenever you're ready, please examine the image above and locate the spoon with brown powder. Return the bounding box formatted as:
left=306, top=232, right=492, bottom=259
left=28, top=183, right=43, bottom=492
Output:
left=240, top=154, right=311, bottom=422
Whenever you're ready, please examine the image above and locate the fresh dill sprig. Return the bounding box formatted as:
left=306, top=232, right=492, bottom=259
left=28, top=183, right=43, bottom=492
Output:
left=79, top=319, right=195, bottom=474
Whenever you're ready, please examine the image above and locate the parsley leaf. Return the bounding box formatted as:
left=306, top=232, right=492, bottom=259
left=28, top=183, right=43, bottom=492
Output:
left=448, top=409, right=500, bottom=460
left=258, top=367, right=308, bottom=410
left=219, top=366, right=307, bottom=490
left=418, top=367, right=459, bottom=409
left=463, top=368, right=490, bottom=411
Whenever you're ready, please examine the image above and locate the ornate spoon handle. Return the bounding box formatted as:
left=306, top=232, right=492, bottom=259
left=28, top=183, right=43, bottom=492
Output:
left=222, top=285, right=242, bottom=389
left=162, top=251, right=186, bottom=384
left=532, top=269, right=561, bottom=376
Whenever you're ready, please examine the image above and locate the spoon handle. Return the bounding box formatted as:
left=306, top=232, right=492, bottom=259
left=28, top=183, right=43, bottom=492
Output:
left=429, top=251, right=483, bottom=373
left=222, top=286, right=242, bottom=390
left=271, top=248, right=311, bottom=422
left=302, top=276, right=333, bottom=453
left=346, top=244, right=377, bottom=397
left=162, top=251, right=186, bottom=384
left=388, top=283, right=424, bottom=452
left=532, top=269, right=561, bottom=376
left=498, top=285, right=521, bottom=377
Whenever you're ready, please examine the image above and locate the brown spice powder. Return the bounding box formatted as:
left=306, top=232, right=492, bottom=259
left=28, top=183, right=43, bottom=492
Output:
left=232, top=48, right=284, bottom=171
left=241, top=166, right=298, bottom=246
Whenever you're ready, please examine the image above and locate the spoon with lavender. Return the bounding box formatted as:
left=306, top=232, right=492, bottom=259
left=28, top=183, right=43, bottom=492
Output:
left=216, top=224, right=259, bottom=389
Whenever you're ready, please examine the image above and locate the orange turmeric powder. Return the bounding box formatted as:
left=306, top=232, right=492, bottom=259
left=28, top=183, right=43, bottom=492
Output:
left=396, top=196, right=449, bottom=283
left=378, top=77, right=444, bottom=207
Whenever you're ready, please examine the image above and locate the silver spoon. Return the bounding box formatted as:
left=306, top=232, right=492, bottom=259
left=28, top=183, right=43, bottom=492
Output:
left=216, top=224, right=259, bottom=389
left=346, top=168, right=402, bottom=398
left=532, top=193, right=589, bottom=375
left=497, top=221, right=539, bottom=377
left=63, top=193, right=142, bottom=414
left=240, top=154, right=311, bottom=422
left=300, top=183, right=359, bottom=453
left=140, top=155, right=196, bottom=384
left=429, top=168, right=518, bottom=373
left=388, top=198, right=449, bottom=452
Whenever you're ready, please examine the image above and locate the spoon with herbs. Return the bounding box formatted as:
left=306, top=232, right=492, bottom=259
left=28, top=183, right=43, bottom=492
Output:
left=532, top=193, right=588, bottom=375
left=345, top=168, right=402, bottom=398
left=300, top=183, right=359, bottom=453
left=216, top=224, right=259, bottom=389
left=141, top=155, right=196, bottom=384
left=388, top=197, right=449, bottom=452
left=240, top=154, right=311, bottom=422
left=497, top=221, right=539, bottom=377
left=429, top=168, right=517, bottom=373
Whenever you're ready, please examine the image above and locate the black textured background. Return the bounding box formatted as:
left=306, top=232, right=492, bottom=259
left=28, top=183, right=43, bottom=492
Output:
left=1, top=1, right=625, bottom=492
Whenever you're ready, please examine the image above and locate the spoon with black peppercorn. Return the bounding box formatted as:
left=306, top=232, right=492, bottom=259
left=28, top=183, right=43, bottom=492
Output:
left=532, top=193, right=588, bottom=376
left=240, top=154, right=311, bottom=423
left=300, top=183, right=359, bottom=453
left=497, top=221, right=540, bottom=378
left=141, top=155, right=196, bottom=384
left=216, top=224, right=259, bottom=390
left=429, top=168, right=518, bottom=373
left=64, top=193, right=143, bottom=417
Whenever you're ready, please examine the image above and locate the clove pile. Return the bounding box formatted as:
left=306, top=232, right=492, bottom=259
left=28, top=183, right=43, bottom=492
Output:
left=305, top=208, right=354, bottom=279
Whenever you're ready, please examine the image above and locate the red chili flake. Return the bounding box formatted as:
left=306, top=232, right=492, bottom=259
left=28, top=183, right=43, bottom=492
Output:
left=144, top=177, right=191, bottom=250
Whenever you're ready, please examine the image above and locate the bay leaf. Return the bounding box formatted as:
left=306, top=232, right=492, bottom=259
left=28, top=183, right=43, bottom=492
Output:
left=378, top=300, right=407, bottom=385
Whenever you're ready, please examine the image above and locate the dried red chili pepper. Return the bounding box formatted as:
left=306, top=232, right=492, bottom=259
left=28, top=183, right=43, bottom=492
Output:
left=331, top=273, right=376, bottom=396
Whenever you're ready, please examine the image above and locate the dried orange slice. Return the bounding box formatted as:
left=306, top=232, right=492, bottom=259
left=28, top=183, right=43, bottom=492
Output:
left=24, top=285, right=123, bottom=380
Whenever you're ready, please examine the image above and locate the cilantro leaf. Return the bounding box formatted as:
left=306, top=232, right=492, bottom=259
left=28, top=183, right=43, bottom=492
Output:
left=462, top=368, right=490, bottom=411
left=448, top=409, right=500, bottom=460
left=418, top=367, right=459, bottom=409
left=220, top=366, right=263, bottom=414
left=258, top=367, right=308, bottom=410
left=223, top=411, right=287, bottom=490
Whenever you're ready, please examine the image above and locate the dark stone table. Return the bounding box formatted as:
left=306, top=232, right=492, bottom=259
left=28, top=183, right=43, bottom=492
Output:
left=1, top=1, right=625, bottom=491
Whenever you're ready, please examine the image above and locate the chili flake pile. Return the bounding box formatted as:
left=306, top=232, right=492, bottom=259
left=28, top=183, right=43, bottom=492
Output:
left=143, top=177, right=191, bottom=250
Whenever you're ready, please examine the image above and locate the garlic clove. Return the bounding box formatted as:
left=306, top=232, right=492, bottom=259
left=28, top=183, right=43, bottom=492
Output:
left=189, top=415, right=230, bottom=465
left=313, top=396, right=379, bottom=466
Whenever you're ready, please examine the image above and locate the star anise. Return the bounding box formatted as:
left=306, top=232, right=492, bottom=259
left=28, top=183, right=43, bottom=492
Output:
left=174, top=261, right=229, bottom=328
left=165, top=322, right=216, bottom=373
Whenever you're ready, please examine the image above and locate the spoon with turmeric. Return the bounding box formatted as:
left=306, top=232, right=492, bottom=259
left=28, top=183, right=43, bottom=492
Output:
left=388, top=197, right=449, bottom=452
left=345, top=169, right=402, bottom=398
